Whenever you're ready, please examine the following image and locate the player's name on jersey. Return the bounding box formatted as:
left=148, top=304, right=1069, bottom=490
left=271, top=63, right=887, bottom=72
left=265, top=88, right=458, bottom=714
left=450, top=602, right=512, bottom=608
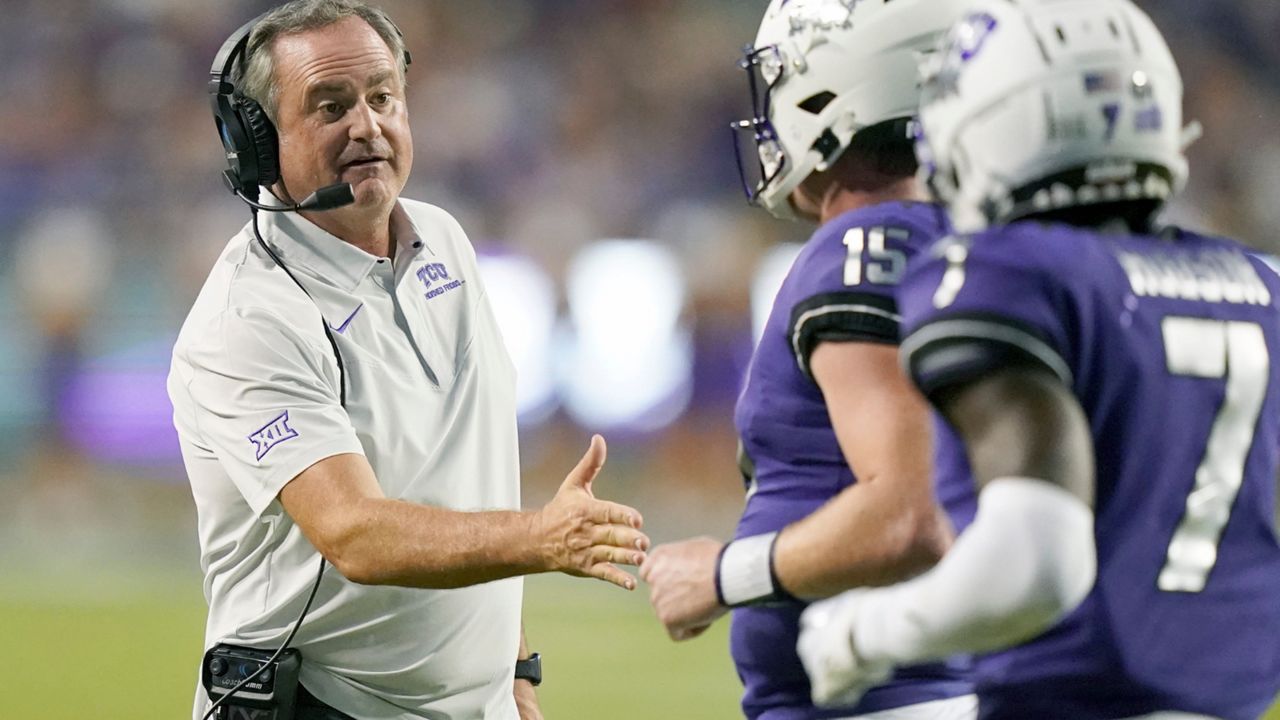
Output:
left=1115, top=247, right=1271, bottom=305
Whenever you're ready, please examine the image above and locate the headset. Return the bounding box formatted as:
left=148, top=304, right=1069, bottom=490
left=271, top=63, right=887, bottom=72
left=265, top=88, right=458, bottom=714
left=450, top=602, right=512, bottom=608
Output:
left=210, top=13, right=281, bottom=205
left=201, top=8, right=410, bottom=718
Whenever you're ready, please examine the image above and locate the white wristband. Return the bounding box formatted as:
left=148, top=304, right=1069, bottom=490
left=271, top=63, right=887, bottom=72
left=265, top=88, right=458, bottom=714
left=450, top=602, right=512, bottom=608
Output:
left=716, top=532, right=793, bottom=607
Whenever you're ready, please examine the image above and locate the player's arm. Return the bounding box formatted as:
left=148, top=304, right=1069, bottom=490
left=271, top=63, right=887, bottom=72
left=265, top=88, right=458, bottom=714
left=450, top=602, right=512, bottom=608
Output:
left=641, top=338, right=948, bottom=637
left=795, top=227, right=1102, bottom=699
left=872, top=362, right=1096, bottom=654
left=642, top=342, right=949, bottom=635
left=800, top=364, right=1097, bottom=705
left=772, top=340, right=950, bottom=598
left=278, top=435, right=649, bottom=589
left=643, top=230, right=942, bottom=638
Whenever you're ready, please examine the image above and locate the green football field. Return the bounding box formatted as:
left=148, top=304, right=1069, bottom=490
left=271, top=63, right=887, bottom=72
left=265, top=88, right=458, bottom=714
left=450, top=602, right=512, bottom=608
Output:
left=0, top=574, right=742, bottom=719
left=3, top=572, right=1277, bottom=719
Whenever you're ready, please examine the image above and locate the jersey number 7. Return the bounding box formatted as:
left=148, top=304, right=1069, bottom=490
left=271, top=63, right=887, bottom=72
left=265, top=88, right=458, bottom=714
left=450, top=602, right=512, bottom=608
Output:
left=1158, top=317, right=1270, bottom=593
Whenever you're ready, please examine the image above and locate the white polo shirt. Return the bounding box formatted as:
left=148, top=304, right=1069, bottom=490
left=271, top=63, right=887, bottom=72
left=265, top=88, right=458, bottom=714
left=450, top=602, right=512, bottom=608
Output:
left=169, top=198, right=522, bottom=719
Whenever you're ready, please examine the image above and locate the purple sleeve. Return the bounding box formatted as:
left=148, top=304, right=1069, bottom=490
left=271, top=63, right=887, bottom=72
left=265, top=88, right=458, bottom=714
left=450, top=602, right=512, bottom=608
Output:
left=785, top=224, right=920, bottom=380
left=897, top=233, right=1076, bottom=399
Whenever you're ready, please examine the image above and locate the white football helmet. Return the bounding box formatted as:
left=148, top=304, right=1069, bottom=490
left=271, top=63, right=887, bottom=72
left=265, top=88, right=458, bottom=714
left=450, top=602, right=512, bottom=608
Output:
left=916, top=0, right=1195, bottom=234
left=732, top=0, right=978, bottom=220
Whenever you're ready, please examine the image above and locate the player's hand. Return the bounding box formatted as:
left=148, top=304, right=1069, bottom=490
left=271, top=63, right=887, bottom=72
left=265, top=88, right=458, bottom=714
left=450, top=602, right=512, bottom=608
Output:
left=639, top=537, right=728, bottom=640
left=532, top=435, right=649, bottom=590
left=797, top=590, right=893, bottom=707
left=514, top=678, right=542, bottom=720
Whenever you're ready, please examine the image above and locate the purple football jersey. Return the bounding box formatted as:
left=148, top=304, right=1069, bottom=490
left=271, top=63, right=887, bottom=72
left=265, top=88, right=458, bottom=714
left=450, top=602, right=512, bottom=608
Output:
left=732, top=202, right=975, bottom=720
left=899, top=221, right=1280, bottom=720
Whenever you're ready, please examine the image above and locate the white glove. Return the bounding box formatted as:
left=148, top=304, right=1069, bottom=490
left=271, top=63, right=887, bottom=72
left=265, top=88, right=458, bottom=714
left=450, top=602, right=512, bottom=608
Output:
left=797, top=590, right=894, bottom=707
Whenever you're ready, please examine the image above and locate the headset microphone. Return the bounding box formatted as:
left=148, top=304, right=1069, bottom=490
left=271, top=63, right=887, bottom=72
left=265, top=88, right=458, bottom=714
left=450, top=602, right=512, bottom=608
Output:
left=230, top=182, right=356, bottom=213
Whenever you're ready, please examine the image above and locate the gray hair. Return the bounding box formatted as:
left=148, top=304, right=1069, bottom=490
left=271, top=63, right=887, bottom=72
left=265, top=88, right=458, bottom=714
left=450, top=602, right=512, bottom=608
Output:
left=237, top=0, right=408, bottom=121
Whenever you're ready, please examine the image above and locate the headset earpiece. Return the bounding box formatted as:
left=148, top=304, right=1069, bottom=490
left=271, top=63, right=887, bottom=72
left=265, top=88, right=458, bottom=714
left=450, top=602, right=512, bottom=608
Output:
left=236, top=95, right=280, bottom=189
left=210, top=14, right=274, bottom=200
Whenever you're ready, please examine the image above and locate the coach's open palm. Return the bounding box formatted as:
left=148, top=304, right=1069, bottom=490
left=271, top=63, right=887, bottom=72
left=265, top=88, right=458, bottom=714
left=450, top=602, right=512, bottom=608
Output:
left=532, top=435, right=649, bottom=589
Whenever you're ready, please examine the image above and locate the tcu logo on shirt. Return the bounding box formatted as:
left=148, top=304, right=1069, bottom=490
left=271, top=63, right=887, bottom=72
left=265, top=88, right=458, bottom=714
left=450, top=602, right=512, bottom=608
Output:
left=248, top=410, right=299, bottom=461
left=417, top=262, right=466, bottom=300
left=416, top=263, right=451, bottom=288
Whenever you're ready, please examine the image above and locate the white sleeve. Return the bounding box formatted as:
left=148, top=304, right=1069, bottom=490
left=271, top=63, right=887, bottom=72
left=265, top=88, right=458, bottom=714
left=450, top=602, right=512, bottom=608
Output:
left=854, top=476, right=1095, bottom=664
left=176, top=305, right=365, bottom=515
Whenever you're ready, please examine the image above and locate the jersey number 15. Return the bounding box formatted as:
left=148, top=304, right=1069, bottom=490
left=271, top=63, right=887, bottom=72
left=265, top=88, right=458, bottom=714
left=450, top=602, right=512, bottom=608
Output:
left=843, top=227, right=908, bottom=287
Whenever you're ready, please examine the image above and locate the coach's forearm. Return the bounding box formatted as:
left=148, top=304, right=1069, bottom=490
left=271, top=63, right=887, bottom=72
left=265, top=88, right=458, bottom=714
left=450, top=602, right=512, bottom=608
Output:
left=773, top=477, right=949, bottom=599
left=283, top=442, right=643, bottom=590
left=324, top=497, right=546, bottom=588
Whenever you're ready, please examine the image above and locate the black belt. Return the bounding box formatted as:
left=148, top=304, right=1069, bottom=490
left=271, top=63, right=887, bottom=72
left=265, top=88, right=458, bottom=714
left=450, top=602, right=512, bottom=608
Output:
left=296, top=684, right=358, bottom=720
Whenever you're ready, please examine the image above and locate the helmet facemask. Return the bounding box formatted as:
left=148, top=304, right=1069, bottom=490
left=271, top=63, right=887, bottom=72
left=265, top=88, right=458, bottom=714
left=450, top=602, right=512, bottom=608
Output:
left=731, top=44, right=790, bottom=209
left=732, top=0, right=983, bottom=222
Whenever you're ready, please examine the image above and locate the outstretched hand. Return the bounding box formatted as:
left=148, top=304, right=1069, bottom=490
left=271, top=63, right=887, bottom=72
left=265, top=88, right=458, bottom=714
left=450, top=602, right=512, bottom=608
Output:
left=640, top=537, right=727, bottom=640
left=533, top=435, right=649, bottom=589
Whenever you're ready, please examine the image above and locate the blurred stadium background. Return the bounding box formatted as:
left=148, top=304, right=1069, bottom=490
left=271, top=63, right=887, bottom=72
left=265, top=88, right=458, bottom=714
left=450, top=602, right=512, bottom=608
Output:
left=1, top=1, right=1278, bottom=717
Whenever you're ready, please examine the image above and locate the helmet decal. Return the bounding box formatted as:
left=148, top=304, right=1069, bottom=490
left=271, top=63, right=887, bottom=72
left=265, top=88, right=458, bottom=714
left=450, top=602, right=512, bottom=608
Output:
left=915, top=0, right=1190, bottom=233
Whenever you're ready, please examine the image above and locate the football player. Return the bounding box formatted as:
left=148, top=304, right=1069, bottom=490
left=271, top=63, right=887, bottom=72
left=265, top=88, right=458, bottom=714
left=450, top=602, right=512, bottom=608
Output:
left=798, top=2, right=1280, bottom=719
left=640, top=1, right=980, bottom=718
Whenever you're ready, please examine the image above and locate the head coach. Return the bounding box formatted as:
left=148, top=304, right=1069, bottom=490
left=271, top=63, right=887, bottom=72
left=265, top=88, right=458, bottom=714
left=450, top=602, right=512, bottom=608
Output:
left=167, top=2, right=650, bottom=718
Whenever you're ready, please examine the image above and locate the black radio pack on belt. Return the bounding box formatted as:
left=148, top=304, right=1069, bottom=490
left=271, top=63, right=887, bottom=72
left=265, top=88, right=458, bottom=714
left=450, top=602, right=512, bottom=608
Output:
left=202, top=645, right=302, bottom=720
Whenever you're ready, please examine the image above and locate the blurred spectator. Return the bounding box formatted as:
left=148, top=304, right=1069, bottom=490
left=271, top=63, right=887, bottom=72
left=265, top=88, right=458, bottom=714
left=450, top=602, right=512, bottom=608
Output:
left=12, top=206, right=116, bottom=444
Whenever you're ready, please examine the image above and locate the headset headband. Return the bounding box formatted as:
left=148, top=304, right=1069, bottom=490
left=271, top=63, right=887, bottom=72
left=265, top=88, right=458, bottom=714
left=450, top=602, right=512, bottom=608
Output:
left=210, top=14, right=264, bottom=95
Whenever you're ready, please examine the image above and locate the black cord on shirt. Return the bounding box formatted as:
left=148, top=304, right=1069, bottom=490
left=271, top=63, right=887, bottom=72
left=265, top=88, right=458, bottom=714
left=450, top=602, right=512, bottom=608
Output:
left=201, top=558, right=327, bottom=719
left=202, top=208, right=352, bottom=718
left=249, top=208, right=348, bottom=406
